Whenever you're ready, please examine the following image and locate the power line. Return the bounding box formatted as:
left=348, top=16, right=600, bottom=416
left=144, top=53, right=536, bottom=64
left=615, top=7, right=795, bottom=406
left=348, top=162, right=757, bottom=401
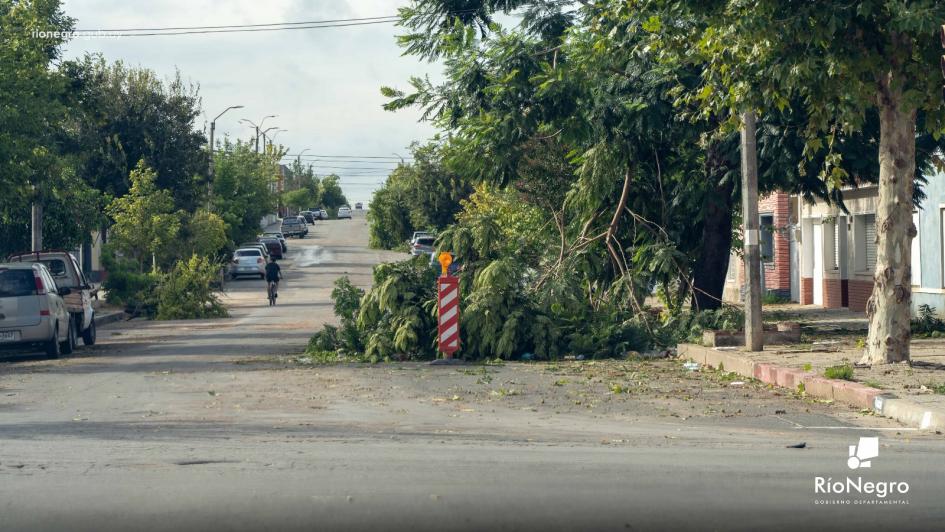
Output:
left=75, top=1, right=577, bottom=37
left=78, top=14, right=400, bottom=32
left=94, top=19, right=398, bottom=37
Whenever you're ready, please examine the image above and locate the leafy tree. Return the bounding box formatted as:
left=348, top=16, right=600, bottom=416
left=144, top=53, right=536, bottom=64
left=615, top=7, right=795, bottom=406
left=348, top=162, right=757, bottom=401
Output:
left=318, top=175, right=349, bottom=210
left=181, top=210, right=228, bottom=259
left=0, top=0, right=94, bottom=255
left=633, top=0, right=945, bottom=362
left=155, top=255, right=227, bottom=320
left=104, top=161, right=181, bottom=271
left=60, top=55, right=208, bottom=212
left=367, top=141, right=472, bottom=248
left=211, top=139, right=277, bottom=245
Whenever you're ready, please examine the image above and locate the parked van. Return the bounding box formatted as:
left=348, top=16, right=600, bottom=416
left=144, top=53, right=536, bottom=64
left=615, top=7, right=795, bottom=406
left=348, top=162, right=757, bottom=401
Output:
left=0, top=262, right=76, bottom=357
left=7, top=251, right=96, bottom=345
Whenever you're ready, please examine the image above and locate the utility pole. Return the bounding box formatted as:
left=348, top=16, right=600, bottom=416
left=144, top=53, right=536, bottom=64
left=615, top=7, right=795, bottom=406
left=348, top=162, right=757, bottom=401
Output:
left=208, top=105, right=244, bottom=209
left=741, top=110, right=764, bottom=351
left=31, top=186, right=43, bottom=252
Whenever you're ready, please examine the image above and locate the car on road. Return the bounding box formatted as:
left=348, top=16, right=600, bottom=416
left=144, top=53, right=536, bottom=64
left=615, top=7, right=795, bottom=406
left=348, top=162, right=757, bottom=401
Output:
left=258, top=237, right=283, bottom=259
left=7, top=250, right=96, bottom=346
left=239, top=242, right=270, bottom=260
left=297, top=216, right=310, bottom=235
left=0, top=262, right=76, bottom=357
left=411, top=231, right=433, bottom=242
left=319, top=209, right=328, bottom=220
left=300, top=211, right=316, bottom=224
left=281, top=217, right=306, bottom=238
left=262, top=232, right=287, bottom=252
left=228, top=248, right=266, bottom=279
left=337, top=206, right=352, bottom=219
left=410, top=236, right=436, bottom=256
left=355, top=202, right=363, bottom=210
left=307, top=208, right=323, bottom=220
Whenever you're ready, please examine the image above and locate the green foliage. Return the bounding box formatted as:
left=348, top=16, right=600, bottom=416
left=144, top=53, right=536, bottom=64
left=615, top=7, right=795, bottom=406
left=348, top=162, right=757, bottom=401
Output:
left=105, top=161, right=181, bottom=271
left=211, top=139, right=277, bottom=246
left=318, top=175, right=348, bottom=210
left=762, top=292, right=791, bottom=305
left=60, top=55, right=208, bottom=212
left=155, top=255, right=227, bottom=320
left=181, top=210, right=229, bottom=259
left=100, top=246, right=159, bottom=316
left=911, top=304, right=945, bottom=337
left=367, top=142, right=471, bottom=249
left=824, top=364, right=854, bottom=381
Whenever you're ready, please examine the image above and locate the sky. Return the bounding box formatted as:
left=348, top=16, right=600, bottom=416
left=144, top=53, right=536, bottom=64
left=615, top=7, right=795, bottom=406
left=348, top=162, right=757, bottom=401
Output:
left=60, top=0, right=442, bottom=206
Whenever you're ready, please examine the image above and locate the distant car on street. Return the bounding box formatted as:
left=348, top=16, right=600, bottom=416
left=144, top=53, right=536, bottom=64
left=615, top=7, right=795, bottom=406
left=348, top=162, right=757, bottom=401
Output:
left=262, top=232, right=287, bottom=252
left=337, top=206, right=352, bottom=219
left=310, top=208, right=326, bottom=220
left=0, top=262, right=76, bottom=357
left=410, top=236, right=436, bottom=256
left=296, top=216, right=310, bottom=234
left=319, top=209, right=328, bottom=219
left=7, top=250, right=96, bottom=346
left=229, top=248, right=266, bottom=279
left=300, top=211, right=316, bottom=224
left=355, top=202, right=363, bottom=210
left=281, top=217, right=305, bottom=238
left=257, top=237, right=283, bottom=259
left=239, top=242, right=270, bottom=260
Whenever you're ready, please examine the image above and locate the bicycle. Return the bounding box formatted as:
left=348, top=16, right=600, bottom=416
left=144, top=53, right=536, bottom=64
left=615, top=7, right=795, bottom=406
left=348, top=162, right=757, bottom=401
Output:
left=267, top=280, right=278, bottom=306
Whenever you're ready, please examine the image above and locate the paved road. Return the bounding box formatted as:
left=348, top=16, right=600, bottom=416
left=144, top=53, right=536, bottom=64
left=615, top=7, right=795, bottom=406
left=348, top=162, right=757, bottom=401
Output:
left=1, top=214, right=943, bottom=532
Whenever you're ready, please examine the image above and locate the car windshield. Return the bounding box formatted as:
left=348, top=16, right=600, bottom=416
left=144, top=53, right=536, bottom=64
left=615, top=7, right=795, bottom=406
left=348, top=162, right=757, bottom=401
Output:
left=235, top=250, right=261, bottom=257
left=0, top=269, right=36, bottom=297
left=416, top=238, right=435, bottom=246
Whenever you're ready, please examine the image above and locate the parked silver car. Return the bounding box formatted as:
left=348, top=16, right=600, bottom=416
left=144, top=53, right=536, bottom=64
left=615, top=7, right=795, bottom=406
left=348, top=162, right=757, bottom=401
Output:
left=228, top=248, right=266, bottom=279
left=0, top=262, right=76, bottom=357
left=8, top=250, right=96, bottom=345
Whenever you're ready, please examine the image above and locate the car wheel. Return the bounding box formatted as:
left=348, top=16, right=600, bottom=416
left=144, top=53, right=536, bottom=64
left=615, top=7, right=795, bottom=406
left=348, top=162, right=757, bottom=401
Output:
left=61, top=318, right=76, bottom=355
left=45, top=324, right=61, bottom=358
left=82, top=318, right=96, bottom=346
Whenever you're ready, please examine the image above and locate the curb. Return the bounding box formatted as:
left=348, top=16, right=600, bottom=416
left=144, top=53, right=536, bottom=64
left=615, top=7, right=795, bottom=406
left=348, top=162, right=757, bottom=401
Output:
left=94, top=311, right=127, bottom=328
left=678, top=343, right=945, bottom=432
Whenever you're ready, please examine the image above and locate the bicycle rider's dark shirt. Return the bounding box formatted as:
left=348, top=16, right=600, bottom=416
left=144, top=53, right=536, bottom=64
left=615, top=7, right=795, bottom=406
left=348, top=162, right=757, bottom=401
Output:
left=265, top=262, right=281, bottom=282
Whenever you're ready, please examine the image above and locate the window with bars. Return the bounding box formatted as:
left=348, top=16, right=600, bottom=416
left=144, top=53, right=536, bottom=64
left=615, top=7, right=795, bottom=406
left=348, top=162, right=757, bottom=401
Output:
left=760, top=214, right=774, bottom=262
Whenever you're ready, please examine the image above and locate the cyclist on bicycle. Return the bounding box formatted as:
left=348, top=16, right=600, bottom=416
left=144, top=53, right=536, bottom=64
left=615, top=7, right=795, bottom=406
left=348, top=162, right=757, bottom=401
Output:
left=265, top=257, right=282, bottom=298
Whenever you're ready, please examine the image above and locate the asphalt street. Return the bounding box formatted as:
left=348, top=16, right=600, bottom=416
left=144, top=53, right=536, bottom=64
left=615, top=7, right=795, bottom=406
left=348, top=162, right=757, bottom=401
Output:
left=1, top=213, right=943, bottom=532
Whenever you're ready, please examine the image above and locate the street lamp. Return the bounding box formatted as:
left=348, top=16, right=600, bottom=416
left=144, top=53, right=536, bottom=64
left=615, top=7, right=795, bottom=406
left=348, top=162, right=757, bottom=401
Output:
left=240, top=115, right=277, bottom=154
left=269, top=129, right=287, bottom=147
left=208, top=104, right=243, bottom=207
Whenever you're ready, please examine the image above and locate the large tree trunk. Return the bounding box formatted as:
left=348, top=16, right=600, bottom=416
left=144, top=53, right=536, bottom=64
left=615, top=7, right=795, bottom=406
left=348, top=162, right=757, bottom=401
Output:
left=861, top=82, right=916, bottom=365
left=691, top=146, right=736, bottom=311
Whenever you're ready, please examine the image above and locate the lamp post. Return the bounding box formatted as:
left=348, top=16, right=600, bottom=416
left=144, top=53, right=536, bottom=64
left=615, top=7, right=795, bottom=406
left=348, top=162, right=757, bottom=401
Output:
left=209, top=105, right=243, bottom=208
left=259, top=127, right=279, bottom=153
left=240, top=115, right=276, bottom=154
left=269, top=128, right=287, bottom=149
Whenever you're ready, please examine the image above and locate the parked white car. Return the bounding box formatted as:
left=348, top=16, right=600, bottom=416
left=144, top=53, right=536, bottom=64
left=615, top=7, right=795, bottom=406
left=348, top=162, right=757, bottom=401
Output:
left=0, top=262, right=76, bottom=357
left=7, top=251, right=96, bottom=345
left=228, top=248, right=266, bottom=279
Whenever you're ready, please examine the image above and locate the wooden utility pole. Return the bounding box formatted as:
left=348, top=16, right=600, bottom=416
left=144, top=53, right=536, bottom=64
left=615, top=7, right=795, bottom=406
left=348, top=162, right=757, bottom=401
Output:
left=741, top=110, right=764, bottom=351
left=31, top=202, right=43, bottom=252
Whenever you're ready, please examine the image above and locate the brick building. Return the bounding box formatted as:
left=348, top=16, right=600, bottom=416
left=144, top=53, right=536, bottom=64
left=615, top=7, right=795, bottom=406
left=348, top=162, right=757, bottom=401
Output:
left=724, top=191, right=798, bottom=303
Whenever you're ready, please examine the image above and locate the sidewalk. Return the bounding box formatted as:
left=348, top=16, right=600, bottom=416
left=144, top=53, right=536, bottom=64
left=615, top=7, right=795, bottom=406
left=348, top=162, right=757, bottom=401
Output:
left=678, top=337, right=945, bottom=432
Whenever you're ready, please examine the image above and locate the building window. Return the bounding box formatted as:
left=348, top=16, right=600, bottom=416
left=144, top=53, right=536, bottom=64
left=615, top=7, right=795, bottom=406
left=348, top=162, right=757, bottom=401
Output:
left=760, top=214, right=774, bottom=262
left=854, top=213, right=877, bottom=273
left=911, top=211, right=921, bottom=287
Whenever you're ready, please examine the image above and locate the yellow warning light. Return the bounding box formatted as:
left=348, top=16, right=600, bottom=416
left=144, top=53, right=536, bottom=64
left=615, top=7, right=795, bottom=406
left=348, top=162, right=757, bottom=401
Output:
left=438, top=252, right=453, bottom=276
